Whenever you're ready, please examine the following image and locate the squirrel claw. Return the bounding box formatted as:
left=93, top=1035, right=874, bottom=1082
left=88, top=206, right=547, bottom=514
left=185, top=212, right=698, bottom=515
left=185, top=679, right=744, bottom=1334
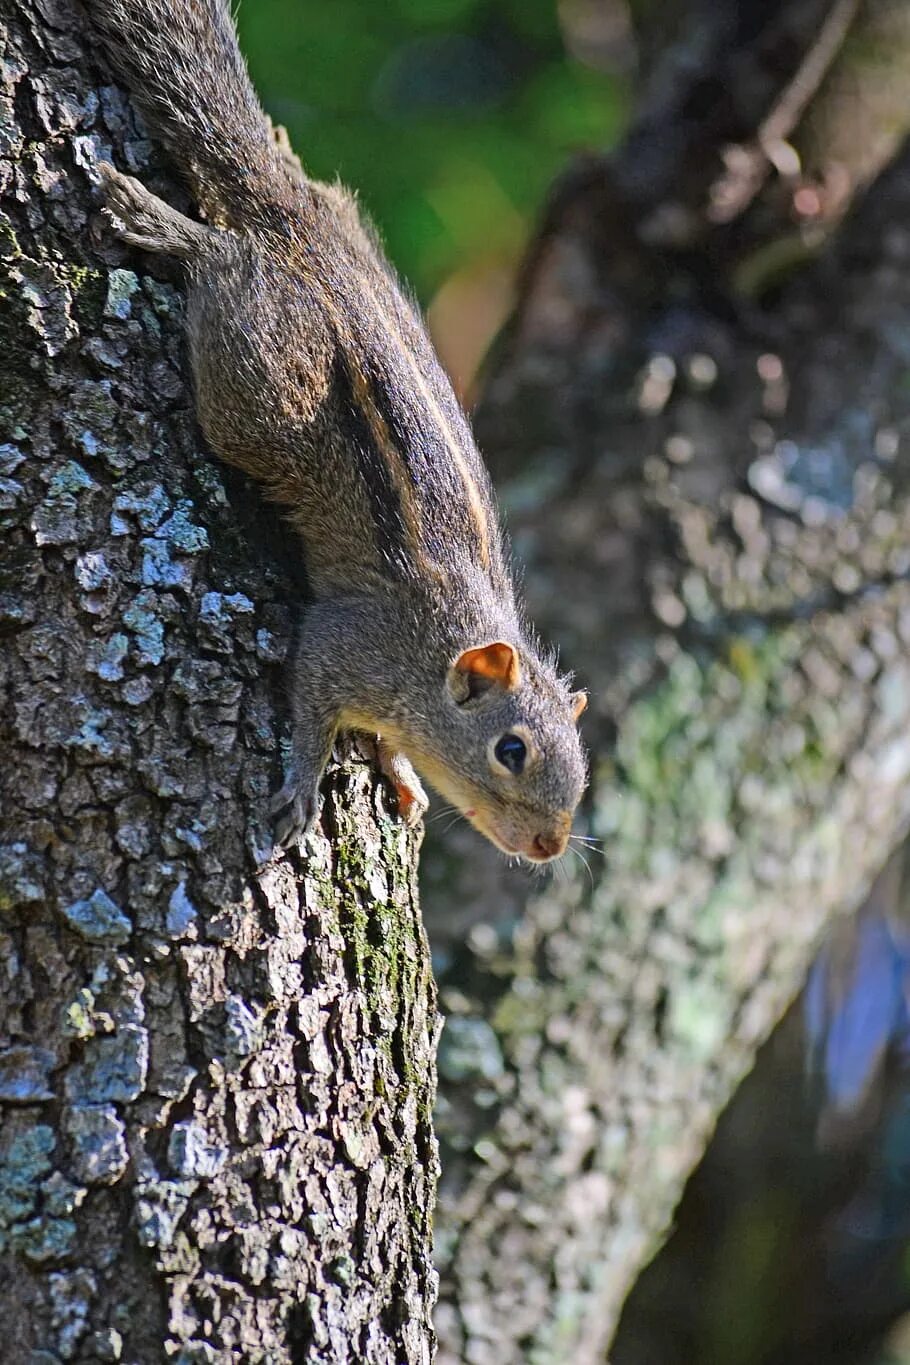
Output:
left=270, top=779, right=318, bottom=851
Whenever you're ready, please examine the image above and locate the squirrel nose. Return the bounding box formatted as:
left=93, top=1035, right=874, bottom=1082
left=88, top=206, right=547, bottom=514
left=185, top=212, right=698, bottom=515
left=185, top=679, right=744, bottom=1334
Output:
left=532, top=831, right=566, bottom=861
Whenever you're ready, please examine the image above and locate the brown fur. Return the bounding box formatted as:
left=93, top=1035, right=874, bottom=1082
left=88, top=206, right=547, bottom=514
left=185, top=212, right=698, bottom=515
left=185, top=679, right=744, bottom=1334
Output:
left=89, top=0, right=588, bottom=862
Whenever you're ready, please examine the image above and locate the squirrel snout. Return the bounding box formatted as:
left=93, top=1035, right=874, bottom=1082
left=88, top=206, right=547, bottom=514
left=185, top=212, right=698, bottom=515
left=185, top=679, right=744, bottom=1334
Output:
left=530, top=829, right=569, bottom=862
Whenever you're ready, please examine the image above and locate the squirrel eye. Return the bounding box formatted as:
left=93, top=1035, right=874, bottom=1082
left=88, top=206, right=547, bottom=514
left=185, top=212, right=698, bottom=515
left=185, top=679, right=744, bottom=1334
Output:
left=494, top=733, right=527, bottom=775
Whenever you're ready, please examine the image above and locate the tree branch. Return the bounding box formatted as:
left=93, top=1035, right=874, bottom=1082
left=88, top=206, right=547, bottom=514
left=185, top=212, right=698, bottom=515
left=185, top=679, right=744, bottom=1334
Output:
left=431, top=66, right=910, bottom=1365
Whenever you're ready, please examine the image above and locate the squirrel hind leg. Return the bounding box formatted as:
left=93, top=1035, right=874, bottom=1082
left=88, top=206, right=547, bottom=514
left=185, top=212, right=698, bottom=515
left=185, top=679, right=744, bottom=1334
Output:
left=98, top=163, right=210, bottom=259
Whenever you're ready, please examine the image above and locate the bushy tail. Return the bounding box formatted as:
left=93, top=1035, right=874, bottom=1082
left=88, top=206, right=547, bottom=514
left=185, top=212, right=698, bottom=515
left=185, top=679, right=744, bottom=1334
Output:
left=86, top=0, right=294, bottom=222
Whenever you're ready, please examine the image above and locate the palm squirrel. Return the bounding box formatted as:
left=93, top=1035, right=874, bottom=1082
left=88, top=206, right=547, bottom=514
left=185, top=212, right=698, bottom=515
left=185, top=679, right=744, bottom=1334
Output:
left=87, top=0, right=588, bottom=863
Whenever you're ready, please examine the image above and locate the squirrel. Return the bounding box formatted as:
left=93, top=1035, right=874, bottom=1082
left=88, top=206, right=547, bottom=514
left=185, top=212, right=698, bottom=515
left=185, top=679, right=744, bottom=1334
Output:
left=86, top=0, right=588, bottom=863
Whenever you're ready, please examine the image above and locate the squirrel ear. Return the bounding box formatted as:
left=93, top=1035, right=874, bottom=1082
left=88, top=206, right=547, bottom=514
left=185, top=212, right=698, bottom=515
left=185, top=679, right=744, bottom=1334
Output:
left=449, top=641, right=521, bottom=701
left=571, top=690, right=588, bottom=721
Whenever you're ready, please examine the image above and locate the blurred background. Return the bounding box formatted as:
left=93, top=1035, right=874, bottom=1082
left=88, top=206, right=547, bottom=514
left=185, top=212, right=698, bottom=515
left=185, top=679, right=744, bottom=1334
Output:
left=237, top=4, right=910, bottom=1363
left=614, top=852, right=910, bottom=1365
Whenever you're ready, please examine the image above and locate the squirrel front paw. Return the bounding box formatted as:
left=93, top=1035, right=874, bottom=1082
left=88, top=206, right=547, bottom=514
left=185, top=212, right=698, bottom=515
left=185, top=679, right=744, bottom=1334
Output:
left=374, top=741, right=429, bottom=828
left=270, top=775, right=320, bottom=851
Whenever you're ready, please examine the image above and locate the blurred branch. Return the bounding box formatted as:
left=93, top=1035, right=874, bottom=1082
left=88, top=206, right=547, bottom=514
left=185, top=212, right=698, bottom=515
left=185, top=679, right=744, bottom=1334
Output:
left=504, top=0, right=910, bottom=390
left=708, top=0, right=860, bottom=224
left=428, top=9, right=910, bottom=1356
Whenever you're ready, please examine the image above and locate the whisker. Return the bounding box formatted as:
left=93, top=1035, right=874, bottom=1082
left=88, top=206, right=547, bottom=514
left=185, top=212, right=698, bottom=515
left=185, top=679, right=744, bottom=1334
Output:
left=565, top=843, right=595, bottom=893
left=427, top=805, right=459, bottom=825
left=569, top=835, right=606, bottom=859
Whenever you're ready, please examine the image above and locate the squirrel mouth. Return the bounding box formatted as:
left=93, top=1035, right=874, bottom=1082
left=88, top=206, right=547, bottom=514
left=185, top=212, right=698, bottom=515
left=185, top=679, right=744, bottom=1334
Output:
left=491, top=827, right=570, bottom=863
left=472, top=820, right=541, bottom=862
left=464, top=811, right=519, bottom=857
left=460, top=807, right=568, bottom=863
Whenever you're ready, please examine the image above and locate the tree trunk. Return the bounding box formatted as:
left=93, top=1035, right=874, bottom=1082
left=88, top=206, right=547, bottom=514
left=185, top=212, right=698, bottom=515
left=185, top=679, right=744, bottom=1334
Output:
left=0, top=5, right=438, bottom=1362
left=11, top=0, right=910, bottom=1361
left=429, top=2, right=910, bottom=1360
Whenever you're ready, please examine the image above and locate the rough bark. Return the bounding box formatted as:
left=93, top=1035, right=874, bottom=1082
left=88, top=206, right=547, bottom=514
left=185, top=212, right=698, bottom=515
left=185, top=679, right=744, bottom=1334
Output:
left=428, top=2, right=910, bottom=1360
left=0, top=5, right=438, bottom=1363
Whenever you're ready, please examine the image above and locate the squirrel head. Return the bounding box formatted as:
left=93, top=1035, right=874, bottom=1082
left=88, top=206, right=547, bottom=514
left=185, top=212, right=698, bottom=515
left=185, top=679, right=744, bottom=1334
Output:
left=417, top=639, right=588, bottom=863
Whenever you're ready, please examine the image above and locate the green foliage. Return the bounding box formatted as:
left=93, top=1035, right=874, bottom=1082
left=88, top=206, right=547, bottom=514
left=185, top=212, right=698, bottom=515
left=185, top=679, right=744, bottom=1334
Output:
left=237, top=0, right=626, bottom=300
